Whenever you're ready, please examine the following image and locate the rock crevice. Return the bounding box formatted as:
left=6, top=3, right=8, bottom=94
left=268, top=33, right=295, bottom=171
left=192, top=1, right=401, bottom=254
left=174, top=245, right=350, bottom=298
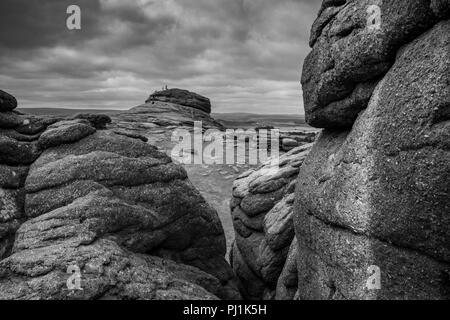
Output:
left=229, top=144, right=312, bottom=300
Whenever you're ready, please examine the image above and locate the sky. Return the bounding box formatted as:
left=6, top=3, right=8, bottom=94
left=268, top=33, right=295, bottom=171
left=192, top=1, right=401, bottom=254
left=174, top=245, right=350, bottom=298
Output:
left=0, top=0, right=320, bottom=114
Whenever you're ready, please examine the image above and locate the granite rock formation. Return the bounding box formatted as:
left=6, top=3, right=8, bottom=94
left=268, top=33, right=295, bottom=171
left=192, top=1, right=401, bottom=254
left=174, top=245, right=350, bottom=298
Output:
left=229, top=144, right=312, bottom=299
left=294, top=2, right=450, bottom=299
left=0, top=90, right=240, bottom=300
left=302, top=0, right=448, bottom=128
left=111, top=94, right=224, bottom=153
left=146, top=88, right=212, bottom=114
left=280, top=131, right=317, bottom=152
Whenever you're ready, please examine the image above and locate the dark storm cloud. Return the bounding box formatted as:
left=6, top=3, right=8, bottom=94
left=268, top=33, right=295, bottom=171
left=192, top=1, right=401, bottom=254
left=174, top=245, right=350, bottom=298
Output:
left=0, top=0, right=102, bottom=50
left=0, top=0, right=321, bottom=113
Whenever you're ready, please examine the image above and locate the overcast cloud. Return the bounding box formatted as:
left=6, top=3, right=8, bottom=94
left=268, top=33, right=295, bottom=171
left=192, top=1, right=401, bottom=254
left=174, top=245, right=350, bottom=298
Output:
left=0, top=0, right=320, bottom=113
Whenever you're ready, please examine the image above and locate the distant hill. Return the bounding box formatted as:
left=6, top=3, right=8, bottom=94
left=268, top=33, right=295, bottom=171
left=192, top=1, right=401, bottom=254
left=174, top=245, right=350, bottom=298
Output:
left=18, top=108, right=311, bottom=130
left=212, top=112, right=310, bottom=129
left=17, top=108, right=119, bottom=116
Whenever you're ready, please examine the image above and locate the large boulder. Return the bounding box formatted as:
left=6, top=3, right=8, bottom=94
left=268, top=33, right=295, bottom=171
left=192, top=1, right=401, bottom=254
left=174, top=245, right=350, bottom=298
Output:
left=18, top=131, right=240, bottom=299
left=146, top=88, right=212, bottom=114
left=37, top=120, right=96, bottom=150
left=1, top=103, right=241, bottom=299
left=111, top=90, right=224, bottom=147
left=0, top=136, right=40, bottom=165
left=302, top=0, right=444, bottom=128
left=294, top=20, right=450, bottom=299
left=0, top=108, right=62, bottom=260
left=73, top=113, right=112, bottom=129
left=0, top=90, right=17, bottom=112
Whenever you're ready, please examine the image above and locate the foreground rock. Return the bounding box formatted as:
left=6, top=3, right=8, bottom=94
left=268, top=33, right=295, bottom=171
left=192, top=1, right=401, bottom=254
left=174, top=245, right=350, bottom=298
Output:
left=146, top=88, right=212, bottom=114
left=294, top=5, right=450, bottom=300
left=229, top=144, right=312, bottom=299
left=0, top=93, right=241, bottom=300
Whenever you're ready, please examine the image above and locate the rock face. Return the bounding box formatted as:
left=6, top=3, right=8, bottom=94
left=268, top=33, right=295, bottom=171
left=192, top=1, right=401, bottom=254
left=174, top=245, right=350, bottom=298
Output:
left=0, top=93, right=241, bottom=300
left=302, top=0, right=447, bottom=128
left=229, top=144, right=312, bottom=299
left=112, top=95, right=224, bottom=152
left=146, top=88, right=212, bottom=114
left=294, top=2, right=450, bottom=300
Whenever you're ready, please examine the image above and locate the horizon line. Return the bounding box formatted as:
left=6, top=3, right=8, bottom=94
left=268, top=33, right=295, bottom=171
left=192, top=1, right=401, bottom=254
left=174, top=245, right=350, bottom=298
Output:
left=18, top=107, right=306, bottom=116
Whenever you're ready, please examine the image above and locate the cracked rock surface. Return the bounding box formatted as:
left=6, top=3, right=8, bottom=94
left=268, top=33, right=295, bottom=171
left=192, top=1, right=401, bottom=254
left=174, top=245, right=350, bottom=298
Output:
left=229, top=144, right=312, bottom=299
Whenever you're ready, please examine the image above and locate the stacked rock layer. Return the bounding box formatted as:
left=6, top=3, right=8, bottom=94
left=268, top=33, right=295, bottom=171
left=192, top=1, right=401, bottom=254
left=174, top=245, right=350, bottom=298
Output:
left=229, top=144, right=312, bottom=299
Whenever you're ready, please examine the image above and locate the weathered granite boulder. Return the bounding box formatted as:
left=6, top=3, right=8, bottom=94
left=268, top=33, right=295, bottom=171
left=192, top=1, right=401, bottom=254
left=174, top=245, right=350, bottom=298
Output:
left=0, top=98, right=84, bottom=261
left=302, top=0, right=445, bottom=128
left=112, top=95, right=224, bottom=145
left=0, top=93, right=241, bottom=300
left=0, top=136, right=40, bottom=165
left=229, top=144, right=312, bottom=299
left=146, top=88, right=212, bottom=114
left=281, top=138, right=299, bottom=152
left=0, top=238, right=220, bottom=300
left=37, top=120, right=96, bottom=150
left=0, top=90, right=17, bottom=112
left=294, top=19, right=450, bottom=299
left=74, top=113, right=112, bottom=129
